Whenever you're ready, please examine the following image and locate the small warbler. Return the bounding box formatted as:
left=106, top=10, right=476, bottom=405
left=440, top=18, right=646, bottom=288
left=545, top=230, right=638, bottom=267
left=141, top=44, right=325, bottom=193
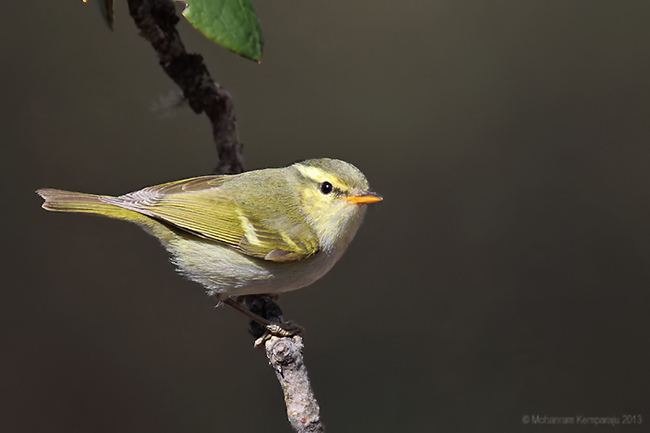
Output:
left=37, top=158, right=382, bottom=333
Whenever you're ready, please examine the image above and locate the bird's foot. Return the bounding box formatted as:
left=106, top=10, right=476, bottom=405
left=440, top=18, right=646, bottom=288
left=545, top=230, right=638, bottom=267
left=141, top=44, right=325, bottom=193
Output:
left=266, top=320, right=304, bottom=337
left=254, top=321, right=304, bottom=348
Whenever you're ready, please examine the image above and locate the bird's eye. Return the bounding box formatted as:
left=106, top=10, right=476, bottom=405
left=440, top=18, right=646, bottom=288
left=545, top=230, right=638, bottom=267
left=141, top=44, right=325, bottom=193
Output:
left=320, top=181, right=333, bottom=195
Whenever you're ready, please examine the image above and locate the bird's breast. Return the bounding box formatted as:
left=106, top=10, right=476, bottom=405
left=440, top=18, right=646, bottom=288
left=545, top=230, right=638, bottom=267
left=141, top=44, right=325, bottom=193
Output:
left=166, top=233, right=354, bottom=297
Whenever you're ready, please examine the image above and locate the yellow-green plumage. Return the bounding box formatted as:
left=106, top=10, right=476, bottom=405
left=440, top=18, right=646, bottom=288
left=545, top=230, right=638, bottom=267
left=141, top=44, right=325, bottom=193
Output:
left=37, top=159, right=381, bottom=298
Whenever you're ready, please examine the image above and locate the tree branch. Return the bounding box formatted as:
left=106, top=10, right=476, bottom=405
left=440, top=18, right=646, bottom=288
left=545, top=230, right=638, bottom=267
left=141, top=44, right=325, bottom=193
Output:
left=245, top=296, right=324, bottom=432
left=127, top=0, right=243, bottom=174
left=127, top=1, right=324, bottom=431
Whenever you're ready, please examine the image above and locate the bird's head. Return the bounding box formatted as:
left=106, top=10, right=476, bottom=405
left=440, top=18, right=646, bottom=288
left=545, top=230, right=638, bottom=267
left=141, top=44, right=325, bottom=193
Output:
left=292, top=158, right=382, bottom=251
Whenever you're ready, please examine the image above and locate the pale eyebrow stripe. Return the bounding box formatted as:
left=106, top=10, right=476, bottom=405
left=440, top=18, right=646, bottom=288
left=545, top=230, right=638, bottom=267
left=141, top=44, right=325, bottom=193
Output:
left=294, top=164, right=347, bottom=191
left=294, top=164, right=328, bottom=182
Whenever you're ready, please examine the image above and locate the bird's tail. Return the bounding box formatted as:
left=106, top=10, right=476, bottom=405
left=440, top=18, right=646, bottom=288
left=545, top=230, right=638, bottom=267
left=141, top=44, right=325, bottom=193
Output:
left=36, top=188, right=177, bottom=243
left=36, top=188, right=149, bottom=223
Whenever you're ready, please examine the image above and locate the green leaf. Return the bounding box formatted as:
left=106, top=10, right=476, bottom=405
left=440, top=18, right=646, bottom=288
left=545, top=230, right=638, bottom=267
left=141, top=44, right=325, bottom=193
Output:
left=183, top=0, right=263, bottom=62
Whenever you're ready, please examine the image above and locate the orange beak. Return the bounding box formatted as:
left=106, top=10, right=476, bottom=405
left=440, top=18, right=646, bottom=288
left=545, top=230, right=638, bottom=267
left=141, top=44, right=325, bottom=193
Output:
left=345, top=192, right=383, bottom=205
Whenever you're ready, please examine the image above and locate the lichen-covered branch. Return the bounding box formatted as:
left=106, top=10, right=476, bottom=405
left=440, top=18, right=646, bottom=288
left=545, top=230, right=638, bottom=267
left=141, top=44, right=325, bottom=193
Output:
left=265, top=336, right=324, bottom=432
left=127, top=2, right=324, bottom=431
left=245, top=296, right=324, bottom=432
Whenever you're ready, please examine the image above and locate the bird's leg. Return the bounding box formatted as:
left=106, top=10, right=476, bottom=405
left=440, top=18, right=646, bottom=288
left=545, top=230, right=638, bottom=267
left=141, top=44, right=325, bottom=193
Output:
left=243, top=296, right=305, bottom=348
left=222, top=297, right=278, bottom=328
left=221, top=297, right=304, bottom=343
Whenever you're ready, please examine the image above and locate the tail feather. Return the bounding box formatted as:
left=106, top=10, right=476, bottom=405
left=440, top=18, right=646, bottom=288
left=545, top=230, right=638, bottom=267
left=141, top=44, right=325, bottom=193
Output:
left=36, top=188, right=147, bottom=222
left=37, top=188, right=179, bottom=243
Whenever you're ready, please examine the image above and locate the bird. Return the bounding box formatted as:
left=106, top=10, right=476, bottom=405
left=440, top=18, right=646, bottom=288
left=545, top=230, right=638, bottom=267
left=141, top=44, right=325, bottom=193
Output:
left=37, top=158, right=382, bottom=335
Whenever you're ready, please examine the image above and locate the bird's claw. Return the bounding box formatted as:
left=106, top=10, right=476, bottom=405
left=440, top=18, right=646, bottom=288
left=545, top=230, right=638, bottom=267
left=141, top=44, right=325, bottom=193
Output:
left=253, top=321, right=304, bottom=348
left=266, top=321, right=304, bottom=337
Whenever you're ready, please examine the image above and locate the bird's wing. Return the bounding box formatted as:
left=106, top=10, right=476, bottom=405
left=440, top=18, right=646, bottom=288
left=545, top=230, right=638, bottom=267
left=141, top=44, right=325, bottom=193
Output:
left=102, top=175, right=319, bottom=262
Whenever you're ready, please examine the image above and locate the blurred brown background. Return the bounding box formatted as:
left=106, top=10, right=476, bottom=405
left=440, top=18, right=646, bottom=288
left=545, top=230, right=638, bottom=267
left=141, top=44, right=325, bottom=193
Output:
left=2, top=1, right=649, bottom=432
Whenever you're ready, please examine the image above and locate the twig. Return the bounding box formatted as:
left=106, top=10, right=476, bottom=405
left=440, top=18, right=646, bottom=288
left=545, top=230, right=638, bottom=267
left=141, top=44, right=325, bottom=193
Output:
left=127, top=0, right=244, bottom=174
left=264, top=336, right=324, bottom=432
left=127, top=1, right=324, bottom=431
left=245, top=296, right=324, bottom=432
